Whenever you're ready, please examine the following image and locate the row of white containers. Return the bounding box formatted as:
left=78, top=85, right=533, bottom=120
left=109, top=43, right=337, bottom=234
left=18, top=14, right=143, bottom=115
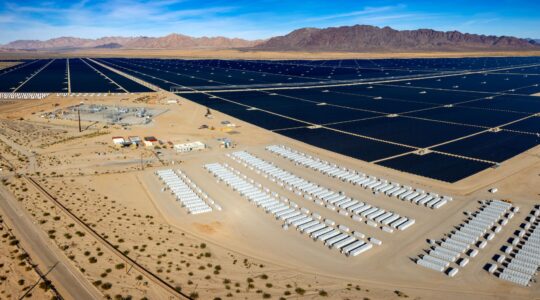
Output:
left=0, top=92, right=49, bottom=99
left=492, top=206, right=540, bottom=286
left=205, top=162, right=375, bottom=257
left=417, top=200, right=514, bottom=277
left=156, top=169, right=219, bottom=214
left=266, top=145, right=451, bottom=209
left=229, top=151, right=415, bottom=232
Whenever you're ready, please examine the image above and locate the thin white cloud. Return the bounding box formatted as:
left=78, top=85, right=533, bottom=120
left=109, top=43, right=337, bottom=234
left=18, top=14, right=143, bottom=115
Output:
left=303, top=4, right=406, bottom=23
left=0, top=14, right=16, bottom=23
left=358, top=13, right=443, bottom=24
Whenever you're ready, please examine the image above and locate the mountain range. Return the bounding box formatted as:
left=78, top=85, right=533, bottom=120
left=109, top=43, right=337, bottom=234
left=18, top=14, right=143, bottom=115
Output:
left=1, top=34, right=260, bottom=50
left=1, top=25, right=538, bottom=52
left=255, top=25, right=539, bottom=52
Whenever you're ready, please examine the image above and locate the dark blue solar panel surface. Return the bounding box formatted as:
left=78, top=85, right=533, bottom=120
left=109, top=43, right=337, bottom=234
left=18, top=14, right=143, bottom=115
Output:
left=504, top=117, right=540, bottom=134
left=70, top=58, right=120, bottom=93
left=209, top=91, right=383, bottom=124
left=0, top=60, right=50, bottom=92
left=327, top=116, right=483, bottom=148
left=84, top=59, right=152, bottom=93
left=433, top=131, right=540, bottom=163
left=277, top=127, right=412, bottom=162
left=404, top=106, right=525, bottom=127
left=184, top=92, right=307, bottom=130
left=377, top=152, right=494, bottom=182
left=18, top=59, right=68, bottom=92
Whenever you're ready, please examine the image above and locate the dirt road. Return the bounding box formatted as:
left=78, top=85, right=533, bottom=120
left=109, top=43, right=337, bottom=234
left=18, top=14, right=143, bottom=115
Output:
left=0, top=185, right=101, bottom=300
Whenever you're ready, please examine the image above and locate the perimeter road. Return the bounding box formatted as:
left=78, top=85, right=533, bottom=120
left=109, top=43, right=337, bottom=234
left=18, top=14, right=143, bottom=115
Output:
left=25, top=176, right=192, bottom=300
left=0, top=185, right=101, bottom=300
left=66, top=58, right=71, bottom=94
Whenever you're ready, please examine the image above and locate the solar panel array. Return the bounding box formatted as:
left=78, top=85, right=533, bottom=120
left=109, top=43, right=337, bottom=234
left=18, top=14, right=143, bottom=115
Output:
left=0, top=58, right=152, bottom=93
left=2, top=56, right=539, bottom=181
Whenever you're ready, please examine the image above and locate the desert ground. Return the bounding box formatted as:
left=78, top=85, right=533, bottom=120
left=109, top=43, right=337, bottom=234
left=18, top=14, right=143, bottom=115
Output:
left=0, top=212, right=55, bottom=299
left=0, top=61, right=20, bottom=69
left=0, top=80, right=539, bottom=300
left=1, top=48, right=540, bottom=60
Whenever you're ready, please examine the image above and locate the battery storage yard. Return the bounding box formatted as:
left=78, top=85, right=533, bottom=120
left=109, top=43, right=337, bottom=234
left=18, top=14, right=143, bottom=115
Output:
left=416, top=200, right=516, bottom=276
left=229, top=150, right=416, bottom=232
left=487, top=206, right=540, bottom=286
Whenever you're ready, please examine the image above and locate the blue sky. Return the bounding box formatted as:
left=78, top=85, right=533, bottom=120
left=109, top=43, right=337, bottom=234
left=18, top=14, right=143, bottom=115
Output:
left=0, top=0, right=539, bottom=43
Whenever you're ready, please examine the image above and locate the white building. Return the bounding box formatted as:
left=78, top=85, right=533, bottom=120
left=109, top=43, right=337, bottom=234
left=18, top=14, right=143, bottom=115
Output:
left=174, top=141, right=206, bottom=153
left=112, top=136, right=125, bottom=145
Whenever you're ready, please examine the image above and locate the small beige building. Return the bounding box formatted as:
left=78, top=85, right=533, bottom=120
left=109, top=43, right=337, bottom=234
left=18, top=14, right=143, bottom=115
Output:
left=174, top=141, right=206, bottom=153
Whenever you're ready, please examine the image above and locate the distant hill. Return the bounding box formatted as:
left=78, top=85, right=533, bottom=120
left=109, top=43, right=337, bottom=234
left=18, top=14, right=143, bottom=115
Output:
left=93, top=42, right=123, bottom=49
left=1, top=34, right=261, bottom=50
left=254, top=25, right=539, bottom=52
left=2, top=37, right=136, bottom=50
left=121, top=34, right=261, bottom=49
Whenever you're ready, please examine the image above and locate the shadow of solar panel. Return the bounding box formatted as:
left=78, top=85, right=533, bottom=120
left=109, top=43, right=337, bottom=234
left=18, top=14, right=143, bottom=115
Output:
left=277, top=127, right=412, bottom=162
left=328, top=116, right=482, bottom=148
left=376, top=152, right=494, bottom=183
left=434, top=131, right=540, bottom=163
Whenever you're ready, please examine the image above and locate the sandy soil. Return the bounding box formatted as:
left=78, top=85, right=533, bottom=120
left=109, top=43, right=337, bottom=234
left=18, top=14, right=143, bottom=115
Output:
left=0, top=213, right=54, bottom=299
left=1, top=49, right=540, bottom=60
left=0, top=62, right=20, bottom=69
left=0, top=91, right=539, bottom=300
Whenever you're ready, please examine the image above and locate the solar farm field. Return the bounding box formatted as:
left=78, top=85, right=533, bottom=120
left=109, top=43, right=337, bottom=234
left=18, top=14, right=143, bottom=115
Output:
left=2, top=56, right=540, bottom=182
left=0, top=58, right=153, bottom=93
left=164, top=57, right=540, bottom=183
